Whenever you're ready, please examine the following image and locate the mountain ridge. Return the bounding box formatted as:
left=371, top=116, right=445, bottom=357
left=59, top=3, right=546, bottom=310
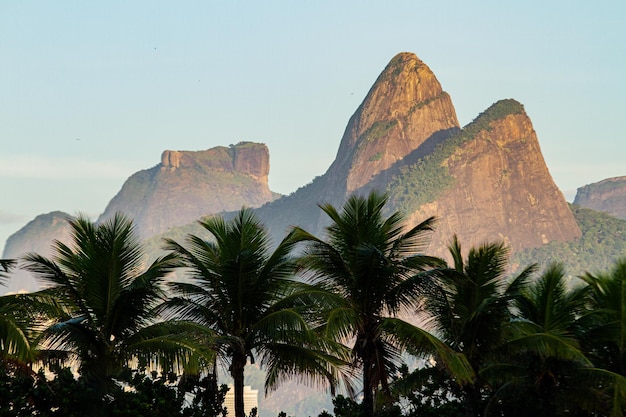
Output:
left=97, top=141, right=279, bottom=239
left=2, top=52, right=597, bottom=299
left=574, top=176, right=626, bottom=220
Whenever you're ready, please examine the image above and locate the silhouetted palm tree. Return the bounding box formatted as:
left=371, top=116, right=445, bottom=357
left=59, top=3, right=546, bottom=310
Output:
left=164, top=208, right=347, bottom=417
left=21, top=213, right=210, bottom=411
left=580, top=258, right=626, bottom=415
left=293, top=191, right=473, bottom=417
left=424, top=236, right=534, bottom=417
left=489, top=264, right=609, bottom=417
left=0, top=259, right=15, bottom=282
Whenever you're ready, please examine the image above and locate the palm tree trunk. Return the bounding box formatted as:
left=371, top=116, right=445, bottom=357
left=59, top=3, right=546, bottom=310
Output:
left=362, top=354, right=374, bottom=417
left=230, top=353, right=247, bottom=417
left=463, top=384, right=480, bottom=417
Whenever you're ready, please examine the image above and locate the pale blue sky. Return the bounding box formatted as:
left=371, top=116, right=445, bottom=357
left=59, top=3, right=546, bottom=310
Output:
left=1, top=1, right=625, bottom=254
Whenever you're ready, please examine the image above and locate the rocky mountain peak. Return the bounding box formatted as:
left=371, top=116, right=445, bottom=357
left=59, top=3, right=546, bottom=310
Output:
left=326, top=52, right=460, bottom=196
left=399, top=99, right=581, bottom=255
left=98, top=142, right=277, bottom=239
left=574, top=176, right=626, bottom=220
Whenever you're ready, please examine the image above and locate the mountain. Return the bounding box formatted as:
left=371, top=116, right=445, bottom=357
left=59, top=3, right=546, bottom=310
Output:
left=255, top=53, right=580, bottom=259
left=573, top=176, right=626, bottom=220
left=389, top=99, right=581, bottom=255
left=255, top=52, right=461, bottom=238
left=98, top=141, right=279, bottom=238
left=2, top=211, right=74, bottom=293
left=4, top=52, right=585, bottom=290
left=325, top=52, right=460, bottom=196
left=2, top=142, right=279, bottom=293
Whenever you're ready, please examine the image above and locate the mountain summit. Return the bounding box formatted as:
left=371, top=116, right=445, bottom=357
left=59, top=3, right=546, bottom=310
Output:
left=98, top=142, right=278, bottom=238
left=391, top=99, right=581, bottom=254
left=257, top=54, right=580, bottom=256
left=326, top=52, right=460, bottom=197
left=4, top=52, right=585, bottom=296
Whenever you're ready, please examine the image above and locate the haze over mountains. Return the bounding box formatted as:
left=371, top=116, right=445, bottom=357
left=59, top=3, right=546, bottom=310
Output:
left=3, top=52, right=625, bottom=298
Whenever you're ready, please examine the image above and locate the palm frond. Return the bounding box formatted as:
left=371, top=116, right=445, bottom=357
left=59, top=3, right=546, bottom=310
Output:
left=381, top=317, right=474, bottom=385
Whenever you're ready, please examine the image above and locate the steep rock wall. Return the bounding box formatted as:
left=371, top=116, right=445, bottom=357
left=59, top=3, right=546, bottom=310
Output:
left=574, top=176, right=626, bottom=220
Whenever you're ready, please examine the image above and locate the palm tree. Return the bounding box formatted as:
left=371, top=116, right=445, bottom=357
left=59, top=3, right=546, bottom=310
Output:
left=292, top=191, right=473, bottom=417
left=489, top=264, right=603, bottom=417
left=581, top=259, right=626, bottom=375
left=0, top=259, right=35, bottom=363
left=424, top=236, right=535, bottom=417
left=164, top=208, right=347, bottom=417
left=0, top=259, right=15, bottom=282
left=21, top=213, right=210, bottom=409
left=580, top=258, right=626, bottom=415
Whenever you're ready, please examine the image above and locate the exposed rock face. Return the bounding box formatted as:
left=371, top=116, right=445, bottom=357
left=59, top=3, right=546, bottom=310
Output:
left=326, top=52, right=460, bottom=198
left=404, top=101, right=581, bottom=256
left=257, top=52, right=461, bottom=236
left=258, top=59, right=580, bottom=259
left=2, top=211, right=74, bottom=293
left=99, top=142, right=277, bottom=238
left=574, top=176, right=626, bottom=220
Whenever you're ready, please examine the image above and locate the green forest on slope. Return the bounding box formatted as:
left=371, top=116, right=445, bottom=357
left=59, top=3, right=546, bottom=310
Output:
left=513, top=204, right=626, bottom=276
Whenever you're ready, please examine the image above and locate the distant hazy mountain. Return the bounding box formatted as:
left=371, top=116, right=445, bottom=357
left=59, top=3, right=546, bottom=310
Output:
left=3, top=142, right=279, bottom=293
left=2, top=211, right=73, bottom=293
left=574, top=176, right=626, bottom=220
left=98, top=141, right=279, bottom=239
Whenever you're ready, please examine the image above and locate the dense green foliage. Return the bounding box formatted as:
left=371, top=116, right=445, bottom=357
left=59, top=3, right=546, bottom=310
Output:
left=513, top=204, right=626, bottom=276
left=387, top=99, right=525, bottom=214
left=0, top=363, right=228, bottom=417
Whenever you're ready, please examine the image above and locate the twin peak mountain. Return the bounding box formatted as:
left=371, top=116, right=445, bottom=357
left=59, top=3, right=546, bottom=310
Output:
left=4, top=52, right=580, bottom=268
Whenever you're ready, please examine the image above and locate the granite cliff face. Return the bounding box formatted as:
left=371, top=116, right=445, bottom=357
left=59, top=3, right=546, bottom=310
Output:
left=574, top=176, right=626, bottom=220
left=399, top=100, right=581, bottom=256
left=99, top=142, right=277, bottom=238
left=256, top=52, right=462, bottom=235
left=257, top=54, right=580, bottom=257
left=326, top=52, right=460, bottom=198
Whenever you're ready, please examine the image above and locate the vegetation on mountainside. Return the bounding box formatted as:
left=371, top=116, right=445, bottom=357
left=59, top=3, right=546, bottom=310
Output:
left=359, top=120, right=398, bottom=144
left=513, top=204, right=626, bottom=276
left=387, top=99, right=525, bottom=214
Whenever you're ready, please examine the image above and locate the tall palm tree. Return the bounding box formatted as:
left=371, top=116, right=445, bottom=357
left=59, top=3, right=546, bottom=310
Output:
left=164, top=208, right=347, bottom=417
left=292, top=191, right=473, bottom=417
left=424, top=236, right=535, bottom=417
left=489, top=264, right=602, bottom=417
left=21, top=213, right=210, bottom=407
